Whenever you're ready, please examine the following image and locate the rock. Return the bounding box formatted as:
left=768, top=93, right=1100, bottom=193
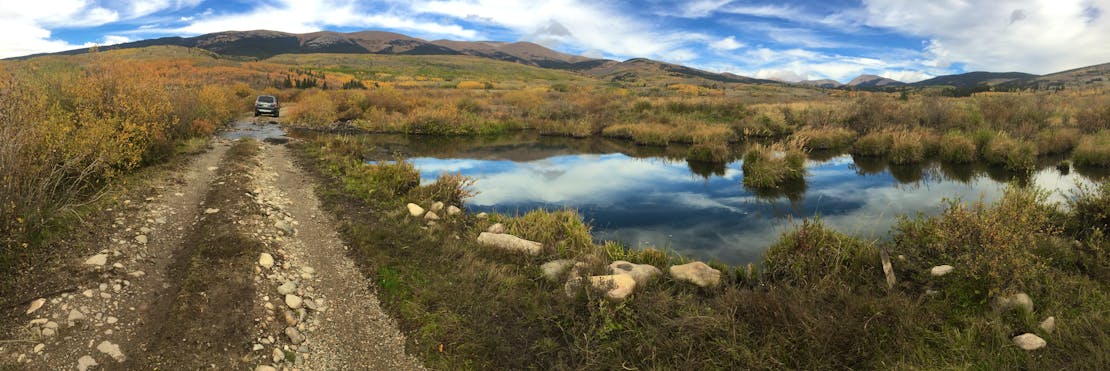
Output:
left=257, top=365, right=278, bottom=371
left=929, top=265, right=954, bottom=277
left=285, top=294, right=303, bottom=309
left=588, top=274, right=637, bottom=301
left=84, top=254, right=108, bottom=266
left=486, top=223, right=505, bottom=234
left=276, top=220, right=294, bottom=236
left=563, top=262, right=592, bottom=298
left=541, top=259, right=574, bottom=282
left=106, top=316, right=118, bottom=324
left=41, top=328, right=56, bottom=337
left=995, top=292, right=1034, bottom=313
left=272, top=347, right=284, bottom=363
left=1012, top=333, right=1046, bottom=350
left=33, top=343, right=44, bottom=353
left=669, top=262, right=722, bottom=287
left=204, top=208, right=220, bottom=214
left=1040, top=316, right=1056, bottom=333
left=77, top=355, right=98, bottom=371
left=83, top=289, right=94, bottom=297
left=128, top=270, right=146, bottom=277
left=424, top=211, right=441, bottom=221
left=283, top=310, right=299, bottom=326
left=44, top=321, right=58, bottom=329
left=68, top=309, right=86, bottom=323
left=608, top=261, right=662, bottom=286
left=406, top=203, right=425, bottom=217
left=97, top=340, right=126, bottom=361
left=285, top=327, right=306, bottom=344
left=447, top=205, right=462, bottom=216
left=135, top=235, right=148, bottom=244
left=277, top=281, right=297, bottom=295
left=476, top=212, right=488, bottom=219
left=430, top=201, right=444, bottom=212
left=476, top=232, right=544, bottom=255
left=26, top=298, right=45, bottom=315
left=258, top=253, right=275, bottom=269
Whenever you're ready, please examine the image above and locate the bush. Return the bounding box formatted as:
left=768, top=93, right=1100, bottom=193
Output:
left=851, top=132, right=893, bottom=157
left=938, top=132, right=977, bottom=163
left=889, top=131, right=927, bottom=165
left=763, top=220, right=880, bottom=289
left=288, top=89, right=338, bottom=126
left=983, top=135, right=1036, bottom=172
left=687, top=141, right=731, bottom=163
left=507, top=209, right=595, bottom=256
left=742, top=143, right=806, bottom=189
left=1073, top=131, right=1110, bottom=167
left=1036, top=128, right=1080, bottom=155
left=793, top=126, right=856, bottom=150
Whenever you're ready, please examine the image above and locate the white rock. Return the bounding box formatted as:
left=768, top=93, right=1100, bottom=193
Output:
left=1012, top=333, right=1046, bottom=350
left=33, top=344, right=44, bottom=353
left=204, top=208, right=220, bottom=214
left=609, top=261, right=662, bottom=286
left=128, top=271, right=146, bottom=277
left=258, top=253, right=274, bottom=269
left=277, top=281, right=297, bottom=296
left=285, top=327, right=305, bottom=344
left=424, top=211, right=440, bottom=221
left=41, top=328, right=56, bottom=337
left=486, top=223, right=506, bottom=234
left=256, top=366, right=278, bottom=371
left=272, top=348, right=284, bottom=363
left=588, top=274, right=637, bottom=301
left=406, top=203, right=425, bottom=217
left=669, top=261, right=722, bottom=287
left=285, top=294, right=303, bottom=309
left=84, top=254, right=108, bottom=266
left=1040, top=316, right=1056, bottom=333
left=430, top=201, right=444, bottom=212
left=930, top=265, right=954, bottom=277
left=540, top=259, right=574, bottom=282
left=447, top=205, right=462, bottom=216
left=135, top=235, right=148, bottom=244
left=106, top=316, right=118, bottom=324
left=68, top=309, right=86, bottom=323
left=77, top=355, right=98, bottom=371
left=476, top=232, right=543, bottom=255
left=96, top=340, right=126, bottom=361
left=275, top=220, right=294, bottom=236
left=26, top=298, right=45, bottom=315
left=82, top=290, right=94, bottom=298
left=476, top=212, right=488, bottom=219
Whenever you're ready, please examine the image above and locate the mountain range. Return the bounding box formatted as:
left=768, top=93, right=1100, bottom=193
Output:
left=18, top=29, right=1110, bottom=91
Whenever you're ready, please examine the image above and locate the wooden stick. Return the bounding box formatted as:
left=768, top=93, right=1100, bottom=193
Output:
left=881, top=249, right=896, bottom=289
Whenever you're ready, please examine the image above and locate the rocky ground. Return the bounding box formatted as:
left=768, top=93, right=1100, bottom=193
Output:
left=0, top=119, right=421, bottom=370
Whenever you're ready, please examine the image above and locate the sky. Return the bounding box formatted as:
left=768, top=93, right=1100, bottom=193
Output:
left=2, top=0, right=1108, bottom=83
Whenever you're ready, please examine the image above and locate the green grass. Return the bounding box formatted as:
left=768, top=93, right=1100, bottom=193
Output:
left=938, top=131, right=978, bottom=163
left=741, top=143, right=806, bottom=189
left=983, top=134, right=1037, bottom=172
left=851, top=131, right=894, bottom=157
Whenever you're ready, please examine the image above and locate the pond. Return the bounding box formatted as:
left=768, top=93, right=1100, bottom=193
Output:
left=311, top=132, right=1103, bottom=265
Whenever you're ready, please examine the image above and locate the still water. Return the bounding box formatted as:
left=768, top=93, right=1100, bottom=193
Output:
left=342, top=133, right=1099, bottom=265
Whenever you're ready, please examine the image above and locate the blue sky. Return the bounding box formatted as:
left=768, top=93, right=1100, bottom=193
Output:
left=3, top=0, right=1108, bottom=83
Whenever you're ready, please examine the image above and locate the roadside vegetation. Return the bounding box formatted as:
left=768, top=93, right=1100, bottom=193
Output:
left=297, top=134, right=1110, bottom=368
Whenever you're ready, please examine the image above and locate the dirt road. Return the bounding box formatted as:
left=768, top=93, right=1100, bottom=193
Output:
left=0, top=120, right=421, bottom=370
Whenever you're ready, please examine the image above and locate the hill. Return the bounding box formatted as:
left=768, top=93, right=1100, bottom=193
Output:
left=1006, top=62, right=1110, bottom=89
left=912, top=71, right=1037, bottom=87
left=846, top=74, right=905, bottom=88
left=797, top=79, right=843, bottom=88
left=585, top=58, right=778, bottom=85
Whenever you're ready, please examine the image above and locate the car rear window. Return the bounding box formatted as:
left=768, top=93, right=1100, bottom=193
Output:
left=258, top=96, right=275, bottom=103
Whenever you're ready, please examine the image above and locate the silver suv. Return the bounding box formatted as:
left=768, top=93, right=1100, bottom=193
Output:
left=255, top=95, right=279, bottom=117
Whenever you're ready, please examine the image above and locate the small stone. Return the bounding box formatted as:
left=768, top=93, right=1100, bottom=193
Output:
left=424, top=211, right=440, bottom=221
left=1012, top=333, right=1046, bottom=350
left=41, top=328, right=56, bottom=337
left=285, top=327, right=306, bottom=345
left=77, top=355, right=98, bottom=371
left=256, top=366, right=278, bottom=371
left=96, top=340, right=125, bottom=361
left=1011, top=293, right=1034, bottom=313
left=135, top=235, right=148, bottom=244
left=112, top=263, right=124, bottom=270
left=669, top=261, right=722, bottom=287
left=83, top=289, right=94, bottom=298
left=1040, top=316, right=1056, bottom=333
left=127, top=271, right=146, bottom=277
left=406, top=203, right=425, bottom=217
left=253, top=344, right=265, bottom=351
left=258, top=253, right=275, bottom=269
left=33, top=344, right=44, bottom=353
left=608, top=260, right=662, bottom=286
left=540, top=259, right=574, bottom=282
left=68, top=309, right=86, bottom=323
left=486, top=223, right=505, bottom=234
left=447, top=205, right=462, bottom=216
left=272, top=348, right=284, bottom=363
left=205, top=208, right=220, bottom=214
left=285, top=295, right=303, bottom=309
left=106, top=316, right=118, bottom=324
left=430, top=201, right=444, bottom=212
left=930, top=265, right=954, bottom=277
left=44, top=321, right=58, bottom=329
left=84, top=254, right=108, bottom=266
left=26, top=298, right=45, bottom=315
left=588, top=274, right=637, bottom=301
left=278, top=282, right=297, bottom=295
left=283, top=311, right=299, bottom=326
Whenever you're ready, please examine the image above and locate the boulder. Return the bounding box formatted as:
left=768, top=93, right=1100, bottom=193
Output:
left=447, top=205, right=462, bottom=216
left=430, top=201, right=445, bottom=212
left=669, top=261, right=721, bottom=287
left=477, top=232, right=543, bottom=255
left=487, top=223, right=506, bottom=234
left=1040, top=316, right=1056, bottom=333
left=588, top=274, right=637, bottom=301
left=929, top=265, right=954, bottom=277
left=541, top=259, right=574, bottom=282
left=563, top=262, right=591, bottom=298
left=406, top=203, right=425, bottom=217
left=608, top=261, right=662, bottom=286
left=1012, top=333, right=1046, bottom=350
left=424, top=211, right=441, bottom=221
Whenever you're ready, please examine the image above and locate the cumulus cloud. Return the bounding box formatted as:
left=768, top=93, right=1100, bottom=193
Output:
left=709, top=36, right=744, bottom=51
left=0, top=0, right=195, bottom=58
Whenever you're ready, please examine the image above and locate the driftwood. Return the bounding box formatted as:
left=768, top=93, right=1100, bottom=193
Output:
left=880, top=249, right=896, bottom=289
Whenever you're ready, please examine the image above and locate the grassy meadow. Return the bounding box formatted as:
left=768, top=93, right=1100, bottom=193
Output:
left=3, top=45, right=1110, bottom=368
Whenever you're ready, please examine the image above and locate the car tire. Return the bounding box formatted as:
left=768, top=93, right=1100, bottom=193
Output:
left=254, top=111, right=260, bottom=117
left=273, top=111, right=280, bottom=118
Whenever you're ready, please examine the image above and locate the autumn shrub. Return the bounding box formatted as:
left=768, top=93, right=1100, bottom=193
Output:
left=889, top=130, right=928, bottom=165
left=687, top=140, right=731, bottom=163
left=456, top=81, right=489, bottom=89
left=851, top=131, right=894, bottom=157
left=982, top=134, right=1037, bottom=172
left=601, top=124, right=673, bottom=146
left=742, top=142, right=806, bottom=189
left=763, top=220, right=880, bottom=289
left=1035, top=127, right=1080, bottom=155
left=288, top=89, right=338, bottom=126
left=1073, top=130, right=1110, bottom=167
left=937, top=132, right=977, bottom=163
left=506, top=209, right=595, bottom=256
left=793, top=126, right=856, bottom=150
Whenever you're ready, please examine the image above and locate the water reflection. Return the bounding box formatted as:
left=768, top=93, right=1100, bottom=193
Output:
left=323, top=132, right=1095, bottom=265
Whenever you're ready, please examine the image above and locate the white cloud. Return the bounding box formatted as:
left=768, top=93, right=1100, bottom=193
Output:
left=709, top=36, right=744, bottom=51
left=859, top=0, right=1110, bottom=73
